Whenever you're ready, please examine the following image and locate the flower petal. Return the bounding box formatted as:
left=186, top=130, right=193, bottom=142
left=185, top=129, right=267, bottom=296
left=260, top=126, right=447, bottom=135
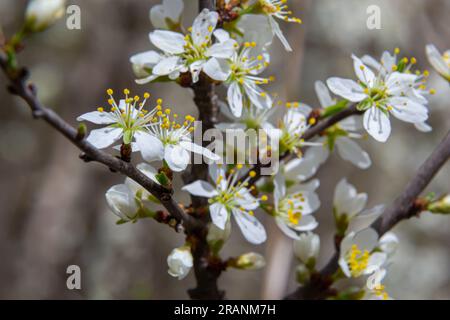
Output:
left=336, top=137, right=372, bottom=169
left=327, top=77, right=366, bottom=102
left=209, top=202, right=229, bottom=230
left=363, top=107, right=391, bottom=143
left=153, top=56, right=184, bottom=76
left=164, top=144, right=191, bottom=172
left=268, top=16, right=292, bottom=52
left=105, top=184, right=138, bottom=220
left=149, top=30, right=186, bottom=54
left=232, top=209, right=267, bottom=244
left=203, top=58, right=231, bottom=82
left=352, top=54, right=375, bottom=86
left=315, top=80, right=334, bottom=108
left=192, top=9, right=218, bottom=46
left=389, top=97, right=428, bottom=124
left=134, top=131, right=164, bottom=162
left=77, top=111, right=116, bottom=125
left=86, top=127, right=122, bottom=149
left=227, top=82, right=244, bottom=117
left=182, top=180, right=218, bottom=198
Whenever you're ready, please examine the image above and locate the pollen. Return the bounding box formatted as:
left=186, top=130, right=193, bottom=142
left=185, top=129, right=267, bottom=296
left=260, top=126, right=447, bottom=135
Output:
left=346, top=244, right=370, bottom=277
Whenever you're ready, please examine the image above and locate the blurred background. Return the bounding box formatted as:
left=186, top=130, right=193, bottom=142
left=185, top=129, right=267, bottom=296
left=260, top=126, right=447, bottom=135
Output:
left=0, top=0, right=448, bottom=299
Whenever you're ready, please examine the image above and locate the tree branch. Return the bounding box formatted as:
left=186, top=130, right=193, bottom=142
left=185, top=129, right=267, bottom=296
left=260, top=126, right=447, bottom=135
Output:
left=0, top=52, right=200, bottom=233
left=286, top=128, right=450, bottom=299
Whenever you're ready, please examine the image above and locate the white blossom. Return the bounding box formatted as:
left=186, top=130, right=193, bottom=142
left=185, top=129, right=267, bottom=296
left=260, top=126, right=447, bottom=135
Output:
left=364, top=268, right=391, bottom=300
left=293, top=232, right=320, bottom=265
left=150, top=0, right=184, bottom=30
left=105, top=163, right=159, bottom=222
left=426, top=44, right=450, bottom=82
left=204, top=42, right=273, bottom=118
left=273, top=165, right=320, bottom=239
left=338, top=228, right=387, bottom=278
left=167, top=246, right=193, bottom=280
left=327, top=54, right=429, bottom=142
left=182, top=164, right=267, bottom=244
left=138, top=107, right=219, bottom=172
left=253, top=0, right=302, bottom=52
left=25, top=0, right=66, bottom=32
left=308, top=81, right=372, bottom=169
left=334, top=178, right=384, bottom=231
left=131, top=9, right=237, bottom=84
left=77, top=89, right=158, bottom=154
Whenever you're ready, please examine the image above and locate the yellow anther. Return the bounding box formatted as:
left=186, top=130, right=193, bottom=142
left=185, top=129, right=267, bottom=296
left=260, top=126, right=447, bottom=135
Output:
left=157, top=98, right=163, bottom=105
left=124, top=89, right=130, bottom=95
left=165, top=109, right=171, bottom=115
left=429, top=89, right=436, bottom=95
left=143, top=92, right=150, bottom=99
left=134, top=95, right=140, bottom=101
left=391, top=65, right=398, bottom=71
left=97, top=107, right=104, bottom=112
left=411, top=57, right=417, bottom=64
left=394, top=47, right=400, bottom=55
left=261, top=195, right=268, bottom=201
left=309, top=118, right=317, bottom=125
left=249, top=171, right=257, bottom=178
left=108, top=99, right=114, bottom=105
left=236, top=164, right=243, bottom=170
left=107, top=89, right=113, bottom=95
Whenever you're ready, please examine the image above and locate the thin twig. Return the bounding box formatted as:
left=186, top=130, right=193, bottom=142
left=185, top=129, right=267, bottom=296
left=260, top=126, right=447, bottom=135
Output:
left=285, top=128, right=450, bottom=299
left=0, top=52, right=200, bottom=233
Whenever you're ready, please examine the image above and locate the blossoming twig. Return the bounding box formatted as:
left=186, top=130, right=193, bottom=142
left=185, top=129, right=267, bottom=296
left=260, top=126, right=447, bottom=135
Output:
left=285, top=128, right=450, bottom=299
left=0, top=51, right=200, bottom=233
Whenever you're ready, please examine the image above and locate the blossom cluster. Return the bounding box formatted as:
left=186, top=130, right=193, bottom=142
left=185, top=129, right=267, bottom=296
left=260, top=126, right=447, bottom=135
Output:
left=69, top=0, right=450, bottom=298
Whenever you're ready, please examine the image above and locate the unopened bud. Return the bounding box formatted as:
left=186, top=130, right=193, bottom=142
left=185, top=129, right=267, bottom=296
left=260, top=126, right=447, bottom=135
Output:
left=25, top=0, right=66, bottom=33
left=234, top=253, right=265, bottom=270
left=427, top=195, right=450, bottom=214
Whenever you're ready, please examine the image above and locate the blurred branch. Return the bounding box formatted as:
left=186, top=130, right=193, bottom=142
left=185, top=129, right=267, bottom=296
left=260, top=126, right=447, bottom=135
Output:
left=286, top=128, right=450, bottom=300
left=0, top=51, right=200, bottom=233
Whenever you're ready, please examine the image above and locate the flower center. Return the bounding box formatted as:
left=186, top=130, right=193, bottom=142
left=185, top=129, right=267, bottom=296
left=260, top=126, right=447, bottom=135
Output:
left=345, top=244, right=370, bottom=277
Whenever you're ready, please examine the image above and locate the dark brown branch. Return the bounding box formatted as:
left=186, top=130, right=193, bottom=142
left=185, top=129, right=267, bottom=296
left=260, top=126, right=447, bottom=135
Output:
left=286, top=128, right=450, bottom=300
left=0, top=52, right=200, bottom=233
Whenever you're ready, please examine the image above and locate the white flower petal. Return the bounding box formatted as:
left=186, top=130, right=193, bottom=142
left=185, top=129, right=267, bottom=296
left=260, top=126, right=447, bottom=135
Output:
left=314, top=80, right=334, bottom=108
left=77, top=111, right=116, bottom=125
left=86, top=127, right=122, bottom=149
left=227, top=82, right=244, bottom=117
left=327, top=77, right=366, bottom=102
left=209, top=202, right=229, bottom=230
left=203, top=58, right=231, bottom=82
left=149, top=30, right=186, bottom=54
left=275, top=218, right=300, bottom=240
left=182, top=180, right=218, bottom=198
left=244, top=82, right=272, bottom=110
left=134, top=131, right=164, bottom=162
left=352, top=54, right=375, bottom=86
left=105, top=184, right=138, bottom=220
left=415, top=122, right=432, bottom=133
left=336, top=137, right=372, bottom=169
left=192, top=9, right=218, bottom=46
left=232, top=209, right=267, bottom=244
left=164, top=144, right=190, bottom=172
left=426, top=44, right=450, bottom=78
left=363, top=107, right=391, bottom=143
left=208, top=164, right=227, bottom=191
left=389, top=97, right=428, bottom=124
left=153, top=56, right=184, bottom=76
left=353, top=228, right=379, bottom=252
left=206, top=39, right=238, bottom=59
left=268, top=16, right=292, bottom=52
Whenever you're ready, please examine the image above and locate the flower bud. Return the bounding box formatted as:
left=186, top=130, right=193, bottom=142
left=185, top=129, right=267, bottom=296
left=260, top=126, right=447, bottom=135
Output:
left=167, top=246, right=193, bottom=280
left=293, top=232, right=320, bottom=267
left=234, top=253, right=266, bottom=270
left=105, top=184, right=138, bottom=222
left=25, top=0, right=66, bottom=33
left=427, top=195, right=450, bottom=214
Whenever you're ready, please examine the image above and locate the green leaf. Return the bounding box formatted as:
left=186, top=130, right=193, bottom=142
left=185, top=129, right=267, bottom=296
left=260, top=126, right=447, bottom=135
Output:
left=322, top=99, right=348, bottom=118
